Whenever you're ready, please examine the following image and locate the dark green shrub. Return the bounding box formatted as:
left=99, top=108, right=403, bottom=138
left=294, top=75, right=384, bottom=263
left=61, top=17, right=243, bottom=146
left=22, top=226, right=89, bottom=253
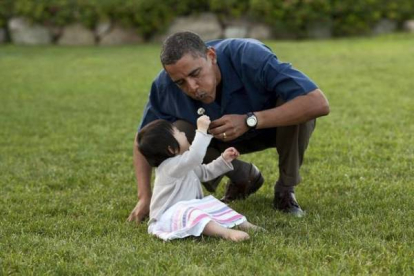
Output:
left=101, top=0, right=213, bottom=39
left=209, top=0, right=250, bottom=20
left=377, top=0, right=414, bottom=25
left=330, top=0, right=381, bottom=36
left=8, top=0, right=102, bottom=28
left=0, top=0, right=13, bottom=28
left=101, top=0, right=173, bottom=39
left=250, top=0, right=332, bottom=38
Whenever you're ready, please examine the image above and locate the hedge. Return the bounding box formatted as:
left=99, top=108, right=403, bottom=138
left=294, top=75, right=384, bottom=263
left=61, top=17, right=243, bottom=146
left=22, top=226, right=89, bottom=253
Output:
left=1, top=0, right=413, bottom=38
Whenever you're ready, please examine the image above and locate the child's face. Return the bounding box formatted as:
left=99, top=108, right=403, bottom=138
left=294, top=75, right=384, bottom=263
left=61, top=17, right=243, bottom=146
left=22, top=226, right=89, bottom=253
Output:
left=172, top=127, right=190, bottom=154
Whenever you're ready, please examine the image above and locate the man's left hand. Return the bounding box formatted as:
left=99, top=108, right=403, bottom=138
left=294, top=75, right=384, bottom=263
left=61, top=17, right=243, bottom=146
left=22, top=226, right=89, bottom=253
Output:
left=209, top=114, right=249, bottom=141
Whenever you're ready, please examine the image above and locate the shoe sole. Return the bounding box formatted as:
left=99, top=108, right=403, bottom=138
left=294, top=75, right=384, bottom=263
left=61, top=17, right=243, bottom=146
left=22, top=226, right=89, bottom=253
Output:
left=221, top=171, right=265, bottom=203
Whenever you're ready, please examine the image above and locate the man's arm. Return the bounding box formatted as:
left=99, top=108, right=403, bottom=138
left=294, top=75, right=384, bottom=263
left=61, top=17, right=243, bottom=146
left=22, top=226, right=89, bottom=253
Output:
left=127, top=132, right=152, bottom=223
left=209, top=89, right=329, bottom=141
left=255, top=88, right=330, bottom=128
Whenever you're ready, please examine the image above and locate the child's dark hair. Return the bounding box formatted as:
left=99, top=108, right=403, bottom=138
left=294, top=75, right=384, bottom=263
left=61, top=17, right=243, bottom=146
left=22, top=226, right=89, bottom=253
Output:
left=137, top=120, right=180, bottom=167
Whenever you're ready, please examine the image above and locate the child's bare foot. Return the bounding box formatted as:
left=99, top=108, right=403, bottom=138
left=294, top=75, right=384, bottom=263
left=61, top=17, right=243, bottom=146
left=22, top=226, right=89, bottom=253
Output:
left=238, top=221, right=267, bottom=232
left=224, top=229, right=250, bottom=242
left=202, top=221, right=250, bottom=242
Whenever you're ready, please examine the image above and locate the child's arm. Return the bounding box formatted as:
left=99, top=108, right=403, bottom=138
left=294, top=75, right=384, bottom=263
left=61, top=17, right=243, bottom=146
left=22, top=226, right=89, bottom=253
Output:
left=194, top=147, right=240, bottom=182
left=166, top=116, right=212, bottom=178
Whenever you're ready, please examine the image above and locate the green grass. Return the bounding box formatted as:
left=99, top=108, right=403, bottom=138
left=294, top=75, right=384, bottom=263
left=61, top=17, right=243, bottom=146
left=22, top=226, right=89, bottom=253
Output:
left=1, top=34, right=413, bottom=275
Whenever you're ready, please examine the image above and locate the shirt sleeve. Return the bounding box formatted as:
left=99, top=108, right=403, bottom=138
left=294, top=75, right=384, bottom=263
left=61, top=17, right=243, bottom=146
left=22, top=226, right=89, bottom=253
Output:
left=261, top=56, right=318, bottom=101
left=241, top=40, right=318, bottom=102
left=193, top=155, right=233, bottom=182
left=165, top=131, right=213, bottom=179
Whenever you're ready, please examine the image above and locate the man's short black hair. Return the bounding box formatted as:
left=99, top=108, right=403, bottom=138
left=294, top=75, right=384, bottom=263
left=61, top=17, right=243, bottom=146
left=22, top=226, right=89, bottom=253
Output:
left=137, top=120, right=180, bottom=167
left=160, top=31, right=208, bottom=66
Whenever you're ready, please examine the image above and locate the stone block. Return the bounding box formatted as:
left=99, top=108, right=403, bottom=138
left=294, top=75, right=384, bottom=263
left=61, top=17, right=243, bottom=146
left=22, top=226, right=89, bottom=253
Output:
left=248, top=23, right=272, bottom=40
left=224, top=26, right=248, bottom=38
left=100, top=24, right=143, bottom=45
left=306, top=21, right=332, bottom=39
left=223, top=19, right=249, bottom=38
left=373, top=19, right=397, bottom=35
left=8, top=17, right=52, bottom=45
left=58, top=23, right=95, bottom=45
left=160, top=13, right=222, bottom=42
left=95, top=21, right=112, bottom=38
left=403, top=20, right=414, bottom=33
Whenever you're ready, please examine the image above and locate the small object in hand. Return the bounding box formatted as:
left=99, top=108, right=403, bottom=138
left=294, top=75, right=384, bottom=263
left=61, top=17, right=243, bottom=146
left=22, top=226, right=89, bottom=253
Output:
left=197, top=108, right=205, bottom=116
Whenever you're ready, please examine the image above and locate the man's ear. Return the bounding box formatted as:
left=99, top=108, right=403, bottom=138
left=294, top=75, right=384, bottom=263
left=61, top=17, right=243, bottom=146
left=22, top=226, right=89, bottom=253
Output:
left=206, top=46, right=216, bottom=62
left=168, top=146, right=176, bottom=155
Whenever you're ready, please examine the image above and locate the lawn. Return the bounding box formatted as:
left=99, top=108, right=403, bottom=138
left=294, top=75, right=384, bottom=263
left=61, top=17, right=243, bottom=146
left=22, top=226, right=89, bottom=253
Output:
left=1, top=34, right=413, bottom=275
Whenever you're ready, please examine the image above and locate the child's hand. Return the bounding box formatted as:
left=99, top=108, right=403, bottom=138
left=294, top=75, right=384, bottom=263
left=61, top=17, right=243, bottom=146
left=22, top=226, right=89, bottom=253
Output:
left=222, top=147, right=240, bottom=163
left=197, top=115, right=211, bottom=133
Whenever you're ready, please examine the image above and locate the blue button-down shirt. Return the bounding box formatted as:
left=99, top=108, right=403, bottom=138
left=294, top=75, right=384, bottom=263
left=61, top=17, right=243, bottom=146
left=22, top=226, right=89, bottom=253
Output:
left=139, top=38, right=318, bottom=140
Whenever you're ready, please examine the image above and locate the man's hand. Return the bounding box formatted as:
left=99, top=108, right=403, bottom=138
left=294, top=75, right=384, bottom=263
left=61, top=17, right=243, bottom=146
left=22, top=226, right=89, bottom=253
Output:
left=127, top=198, right=150, bottom=223
left=209, top=114, right=248, bottom=141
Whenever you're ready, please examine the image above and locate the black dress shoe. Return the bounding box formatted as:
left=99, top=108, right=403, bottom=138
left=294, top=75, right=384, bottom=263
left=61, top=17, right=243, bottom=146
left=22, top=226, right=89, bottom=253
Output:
left=221, top=164, right=264, bottom=203
left=273, top=191, right=305, bottom=217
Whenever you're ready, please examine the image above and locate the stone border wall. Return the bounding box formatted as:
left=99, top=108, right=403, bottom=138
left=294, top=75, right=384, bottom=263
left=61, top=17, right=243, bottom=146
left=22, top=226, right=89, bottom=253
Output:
left=2, top=14, right=414, bottom=45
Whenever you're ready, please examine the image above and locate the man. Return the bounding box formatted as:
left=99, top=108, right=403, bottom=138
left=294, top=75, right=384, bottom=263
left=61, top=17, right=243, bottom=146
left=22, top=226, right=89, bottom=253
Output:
left=128, top=31, right=329, bottom=222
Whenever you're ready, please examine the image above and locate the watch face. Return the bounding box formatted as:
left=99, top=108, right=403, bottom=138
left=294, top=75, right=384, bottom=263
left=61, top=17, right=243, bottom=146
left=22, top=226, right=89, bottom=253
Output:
left=247, top=116, right=257, bottom=127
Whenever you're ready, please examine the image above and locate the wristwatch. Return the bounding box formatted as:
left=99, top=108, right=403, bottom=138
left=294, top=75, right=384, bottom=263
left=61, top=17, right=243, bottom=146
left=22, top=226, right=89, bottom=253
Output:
left=246, top=112, right=258, bottom=129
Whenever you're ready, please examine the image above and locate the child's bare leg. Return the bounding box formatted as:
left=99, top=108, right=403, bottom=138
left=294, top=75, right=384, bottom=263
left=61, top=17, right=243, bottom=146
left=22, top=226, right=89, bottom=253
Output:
left=202, top=221, right=250, bottom=242
left=238, top=221, right=266, bottom=232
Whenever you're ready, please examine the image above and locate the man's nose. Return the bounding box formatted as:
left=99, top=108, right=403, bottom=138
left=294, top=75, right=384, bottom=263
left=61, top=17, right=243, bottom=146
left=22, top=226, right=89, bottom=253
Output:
left=187, top=78, right=199, bottom=94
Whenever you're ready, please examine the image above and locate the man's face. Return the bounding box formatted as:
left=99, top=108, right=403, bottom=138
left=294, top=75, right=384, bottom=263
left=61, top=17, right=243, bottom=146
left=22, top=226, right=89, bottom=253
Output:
left=164, top=49, right=220, bottom=104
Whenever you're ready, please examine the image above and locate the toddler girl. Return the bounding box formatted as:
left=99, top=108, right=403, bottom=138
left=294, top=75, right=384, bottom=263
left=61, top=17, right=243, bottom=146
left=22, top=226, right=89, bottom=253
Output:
left=137, top=115, right=260, bottom=241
